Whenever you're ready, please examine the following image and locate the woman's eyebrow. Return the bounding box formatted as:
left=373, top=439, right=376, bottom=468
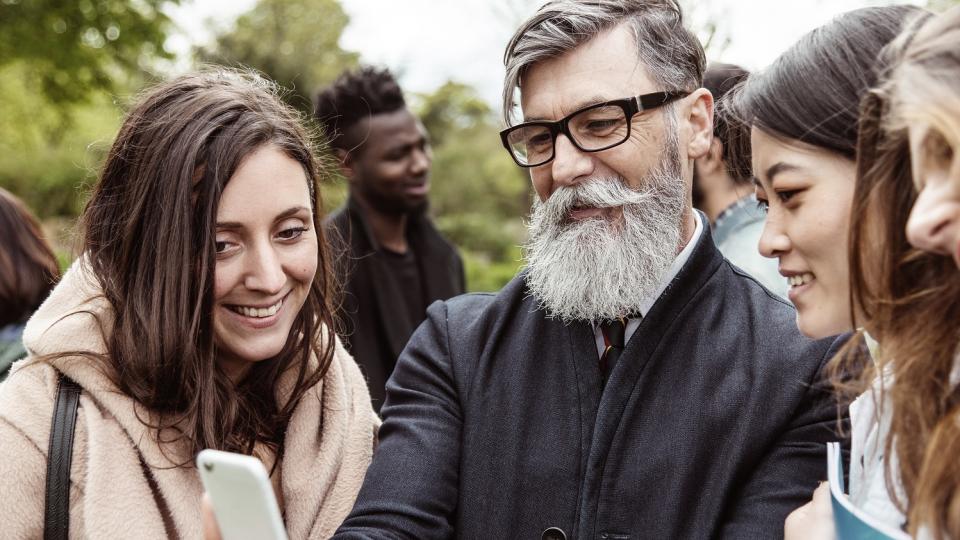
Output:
left=764, top=162, right=802, bottom=181
left=216, top=206, right=310, bottom=229
left=274, top=206, right=310, bottom=221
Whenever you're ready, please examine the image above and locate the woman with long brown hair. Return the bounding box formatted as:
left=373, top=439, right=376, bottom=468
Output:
left=0, top=69, right=377, bottom=537
left=0, top=187, right=60, bottom=378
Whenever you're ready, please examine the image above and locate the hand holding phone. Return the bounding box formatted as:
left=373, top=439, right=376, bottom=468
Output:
left=197, top=449, right=288, bottom=540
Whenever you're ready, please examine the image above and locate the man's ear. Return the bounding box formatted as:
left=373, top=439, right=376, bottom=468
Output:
left=697, top=139, right=724, bottom=175
left=683, top=88, right=714, bottom=161
left=335, top=148, right=355, bottom=181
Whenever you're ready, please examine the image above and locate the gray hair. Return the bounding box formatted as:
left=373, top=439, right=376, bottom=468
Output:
left=502, top=0, right=706, bottom=125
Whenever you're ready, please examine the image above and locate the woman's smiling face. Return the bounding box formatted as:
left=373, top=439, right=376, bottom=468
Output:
left=212, top=144, right=318, bottom=380
left=751, top=127, right=857, bottom=339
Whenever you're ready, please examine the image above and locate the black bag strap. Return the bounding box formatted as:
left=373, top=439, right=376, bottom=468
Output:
left=44, top=373, right=81, bottom=540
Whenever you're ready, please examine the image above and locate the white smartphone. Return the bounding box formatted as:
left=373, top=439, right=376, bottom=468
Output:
left=196, top=449, right=288, bottom=540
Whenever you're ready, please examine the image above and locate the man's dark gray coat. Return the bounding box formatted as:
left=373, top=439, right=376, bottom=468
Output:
left=335, top=217, right=846, bottom=539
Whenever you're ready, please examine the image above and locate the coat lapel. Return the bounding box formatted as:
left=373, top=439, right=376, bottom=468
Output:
left=592, top=214, right=723, bottom=448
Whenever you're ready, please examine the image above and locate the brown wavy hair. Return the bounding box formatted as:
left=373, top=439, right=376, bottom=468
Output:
left=833, top=7, right=960, bottom=538
left=0, top=188, right=61, bottom=327
left=76, top=68, right=338, bottom=461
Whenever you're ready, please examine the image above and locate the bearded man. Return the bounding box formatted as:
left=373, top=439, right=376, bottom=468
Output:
left=335, top=1, right=847, bottom=538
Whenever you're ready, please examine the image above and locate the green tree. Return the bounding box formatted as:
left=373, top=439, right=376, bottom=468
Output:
left=0, top=0, right=178, bottom=220
left=0, top=61, right=120, bottom=217
left=199, top=0, right=359, bottom=113
left=415, top=81, right=531, bottom=292
left=0, top=0, right=177, bottom=108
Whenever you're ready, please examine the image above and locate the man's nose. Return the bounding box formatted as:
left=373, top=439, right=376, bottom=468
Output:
left=758, top=211, right=791, bottom=259
left=410, top=147, right=431, bottom=176
left=550, top=134, right=593, bottom=189
left=906, top=185, right=960, bottom=257
left=243, top=241, right=285, bottom=294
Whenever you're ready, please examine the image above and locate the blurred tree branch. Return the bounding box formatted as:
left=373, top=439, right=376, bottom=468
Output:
left=197, top=0, right=359, bottom=114
left=0, top=0, right=177, bottom=108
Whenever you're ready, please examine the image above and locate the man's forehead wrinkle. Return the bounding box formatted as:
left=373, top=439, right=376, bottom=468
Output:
left=522, top=94, right=613, bottom=123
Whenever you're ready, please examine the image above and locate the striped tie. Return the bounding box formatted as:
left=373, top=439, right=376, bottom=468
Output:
left=599, top=319, right=626, bottom=385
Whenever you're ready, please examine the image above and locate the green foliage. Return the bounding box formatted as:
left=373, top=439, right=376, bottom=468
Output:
left=415, top=81, right=532, bottom=292
left=417, top=82, right=493, bottom=147
left=0, top=0, right=174, bottom=217
left=0, top=62, right=121, bottom=217
left=198, top=0, right=360, bottom=113
left=0, top=0, right=176, bottom=108
left=461, top=246, right=525, bottom=294
left=1, top=0, right=532, bottom=294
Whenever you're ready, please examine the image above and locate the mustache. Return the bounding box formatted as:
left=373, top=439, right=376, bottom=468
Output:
left=535, top=177, right=660, bottom=224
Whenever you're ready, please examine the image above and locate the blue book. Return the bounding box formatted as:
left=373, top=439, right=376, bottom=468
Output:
left=827, top=442, right=909, bottom=540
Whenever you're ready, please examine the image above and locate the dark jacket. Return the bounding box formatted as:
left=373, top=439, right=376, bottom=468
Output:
left=335, top=217, right=847, bottom=539
left=325, top=198, right=465, bottom=410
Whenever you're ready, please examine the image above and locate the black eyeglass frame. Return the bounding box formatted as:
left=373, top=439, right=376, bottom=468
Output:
left=499, top=90, right=689, bottom=168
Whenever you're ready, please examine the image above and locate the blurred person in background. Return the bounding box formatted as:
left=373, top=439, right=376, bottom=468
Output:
left=693, top=63, right=787, bottom=298
left=785, top=7, right=960, bottom=539
left=315, top=66, right=465, bottom=413
left=0, top=68, right=376, bottom=538
left=0, top=187, right=60, bottom=380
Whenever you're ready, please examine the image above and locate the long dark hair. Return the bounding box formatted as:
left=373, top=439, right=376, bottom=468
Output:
left=723, top=5, right=926, bottom=178
left=0, top=188, right=60, bottom=327
left=77, top=68, right=338, bottom=460
left=840, top=8, right=960, bottom=538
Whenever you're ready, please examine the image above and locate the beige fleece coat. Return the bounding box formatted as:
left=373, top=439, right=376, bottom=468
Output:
left=0, top=261, right=379, bottom=539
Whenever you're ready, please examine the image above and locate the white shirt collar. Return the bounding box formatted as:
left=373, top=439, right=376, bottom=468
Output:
left=637, top=211, right=703, bottom=318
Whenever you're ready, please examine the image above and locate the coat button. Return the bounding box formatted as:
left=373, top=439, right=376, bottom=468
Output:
left=542, top=527, right=566, bottom=540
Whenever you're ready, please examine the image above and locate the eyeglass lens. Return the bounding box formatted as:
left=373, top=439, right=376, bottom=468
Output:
left=506, top=104, right=629, bottom=166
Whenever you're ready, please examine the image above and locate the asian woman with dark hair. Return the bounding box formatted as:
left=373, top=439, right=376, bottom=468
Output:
left=723, top=5, right=932, bottom=538
left=0, top=69, right=377, bottom=537
left=725, top=4, right=927, bottom=340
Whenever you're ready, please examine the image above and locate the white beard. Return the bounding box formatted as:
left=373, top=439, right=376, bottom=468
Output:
left=523, top=144, right=686, bottom=324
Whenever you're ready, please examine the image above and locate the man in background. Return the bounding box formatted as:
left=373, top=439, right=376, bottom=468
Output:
left=315, top=66, right=465, bottom=412
left=693, top=63, right=786, bottom=297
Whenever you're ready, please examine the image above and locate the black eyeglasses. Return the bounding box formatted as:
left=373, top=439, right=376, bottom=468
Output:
left=499, top=91, right=688, bottom=168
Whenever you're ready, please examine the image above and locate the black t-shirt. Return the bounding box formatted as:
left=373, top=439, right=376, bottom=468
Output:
left=379, top=245, right=426, bottom=331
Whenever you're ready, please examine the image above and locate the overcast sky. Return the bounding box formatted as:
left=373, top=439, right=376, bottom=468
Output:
left=166, top=0, right=925, bottom=112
